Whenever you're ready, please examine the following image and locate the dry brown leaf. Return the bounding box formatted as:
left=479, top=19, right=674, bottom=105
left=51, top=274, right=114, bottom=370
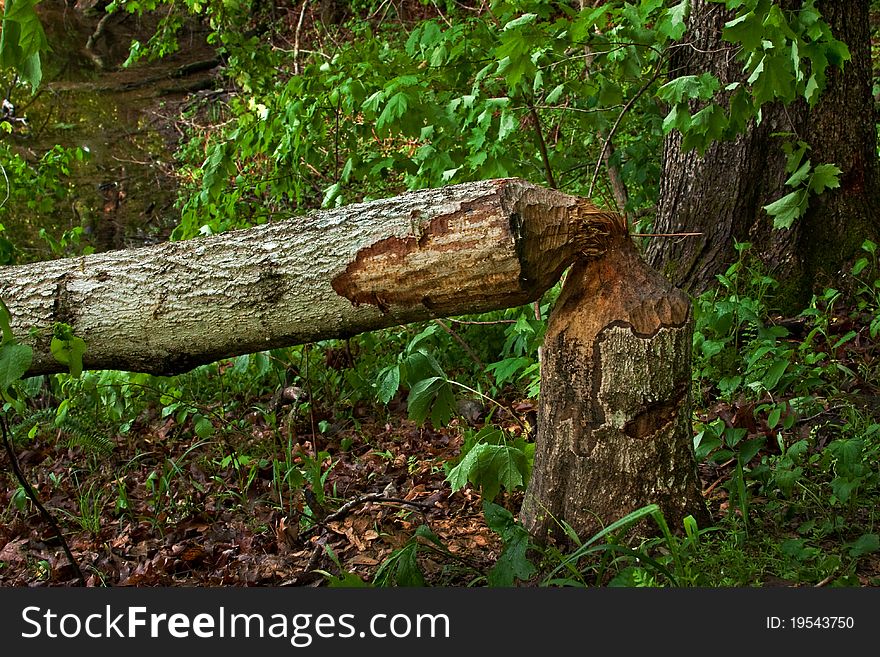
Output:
left=348, top=554, right=379, bottom=566
left=0, top=538, right=29, bottom=563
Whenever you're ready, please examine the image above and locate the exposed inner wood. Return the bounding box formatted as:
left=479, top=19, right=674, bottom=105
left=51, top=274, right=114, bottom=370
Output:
left=1, top=178, right=623, bottom=376
left=521, top=235, right=709, bottom=542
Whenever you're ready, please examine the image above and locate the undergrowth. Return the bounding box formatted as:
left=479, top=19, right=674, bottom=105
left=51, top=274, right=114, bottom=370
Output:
left=1, top=238, right=879, bottom=587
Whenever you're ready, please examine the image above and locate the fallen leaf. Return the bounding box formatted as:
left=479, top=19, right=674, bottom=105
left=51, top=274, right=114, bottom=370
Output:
left=0, top=538, right=29, bottom=563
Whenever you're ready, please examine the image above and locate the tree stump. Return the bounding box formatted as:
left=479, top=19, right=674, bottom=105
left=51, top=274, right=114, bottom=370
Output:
left=520, top=234, right=709, bottom=542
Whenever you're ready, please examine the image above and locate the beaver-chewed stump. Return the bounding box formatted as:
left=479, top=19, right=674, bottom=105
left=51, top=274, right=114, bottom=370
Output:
left=1, top=177, right=708, bottom=541
left=520, top=232, right=710, bottom=543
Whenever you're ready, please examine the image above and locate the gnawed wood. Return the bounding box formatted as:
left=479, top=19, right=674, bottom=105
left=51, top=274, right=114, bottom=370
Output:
left=1, top=178, right=623, bottom=376
left=520, top=234, right=709, bottom=542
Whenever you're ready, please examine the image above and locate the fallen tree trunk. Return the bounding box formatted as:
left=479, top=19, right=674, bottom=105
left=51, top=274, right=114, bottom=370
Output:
left=1, top=178, right=619, bottom=376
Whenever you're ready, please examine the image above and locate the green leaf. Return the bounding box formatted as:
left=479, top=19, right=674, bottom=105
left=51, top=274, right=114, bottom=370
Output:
left=767, top=405, right=781, bottom=429
left=828, top=438, right=863, bottom=470
left=717, top=375, right=741, bottom=395
left=498, top=109, right=516, bottom=141
left=764, top=188, right=808, bottom=229
left=784, top=160, right=812, bottom=187
left=723, top=11, right=763, bottom=53
left=850, top=256, right=868, bottom=276
left=376, top=91, right=409, bottom=133
left=321, top=182, right=341, bottom=208
left=430, top=381, right=455, bottom=427
left=724, top=427, right=748, bottom=449
left=484, top=501, right=536, bottom=586
left=803, top=73, right=820, bottom=105
left=445, top=447, right=472, bottom=493
left=201, top=142, right=232, bottom=202
left=750, top=53, right=796, bottom=106
left=392, top=544, right=426, bottom=587
left=762, top=357, right=789, bottom=390
left=50, top=335, right=86, bottom=379
left=446, top=442, right=528, bottom=502
left=825, top=39, right=850, bottom=68
left=830, top=476, right=860, bottom=504
left=0, top=342, right=33, bottom=393
left=658, top=1, right=690, bottom=40
left=485, top=357, right=531, bottom=386
left=406, top=375, right=455, bottom=427
left=378, top=543, right=425, bottom=587
left=774, top=466, right=802, bottom=497
left=194, top=416, right=214, bottom=438
left=846, top=534, right=879, bottom=558
left=809, top=163, right=841, bottom=195
left=414, top=524, right=446, bottom=550
left=376, top=365, right=401, bottom=404
left=403, top=348, right=443, bottom=381
left=689, top=103, right=727, bottom=146
left=503, top=13, right=537, bottom=31
left=832, top=330, right=857, bottom=349
left=545, top=83, right=564, bottom=104
left=0, top=297, right=13, bottom=344
left=13, top=52, right=40, bottom=91
left=737, top=437, right=765, bottom=464
left=662, top=104, right=690, bottom=134
left=0, top=0, right=48, bottom=91
left=657, top=73, right=720, bottom=104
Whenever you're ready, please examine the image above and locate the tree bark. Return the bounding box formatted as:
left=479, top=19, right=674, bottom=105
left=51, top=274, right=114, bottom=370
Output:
left=3, top=175, right=710, bottom=542
left=1, top=178, right=619, bottom=376
left=647, top=0, right=880, bottom=309
left=521, top=234, right=709, bottom=543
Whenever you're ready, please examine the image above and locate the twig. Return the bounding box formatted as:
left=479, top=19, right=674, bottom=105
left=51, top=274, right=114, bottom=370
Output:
left=445, top=380, right=530, bottom=434
left=814, top=573, right=835, bottom=588
left=446, top=318, right=516, bottom=326
left=433, top=319, right=484, bottom=369
left=571, top=22, right=630, bottom=216
left=325, top=493, right=431, bottom=524
left=303, top=343, right=318, bottom=455
left=431, top=0, right=454, bottom=28
left=635, top=232, right=704, bottom=238
left=588, top=54, right=667, bottom=198
left=303, top=538, right=325, bottom=576
left=533, top=299, right=543, bottom=366
left=528, top=104, right=556, bottom=189
left=300, top=493, right=431, bottom=541
left=85, top=11, right=113, bottom=70
left=601, top=137, right=629, bottom=216
left=293, top=0, right=310, bottom=76
left=701, top=475, right=726, bottom=497
left=334, top=94, right=340, bottom=182
left=527, top=103, right=621, bottom=114
left=796, top=404, right=846, bottom=425
left=0, top=162, right=10, bottom=210
left=1, top=414, right=86, bottom=585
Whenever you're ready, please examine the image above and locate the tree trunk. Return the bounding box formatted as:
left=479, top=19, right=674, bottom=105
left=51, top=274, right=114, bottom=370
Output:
left=1, top=178, right=620, bottom=376
left=647, top=0, right=880, bottom=308
left=521, top=234, right=709, bottom=542
left=4, top=176, right=709, bottom=540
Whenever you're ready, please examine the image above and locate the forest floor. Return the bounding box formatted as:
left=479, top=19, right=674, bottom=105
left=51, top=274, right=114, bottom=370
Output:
left=1, top=373, right=879, bottom=587
left=0, top=387, right=520, bottom=587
